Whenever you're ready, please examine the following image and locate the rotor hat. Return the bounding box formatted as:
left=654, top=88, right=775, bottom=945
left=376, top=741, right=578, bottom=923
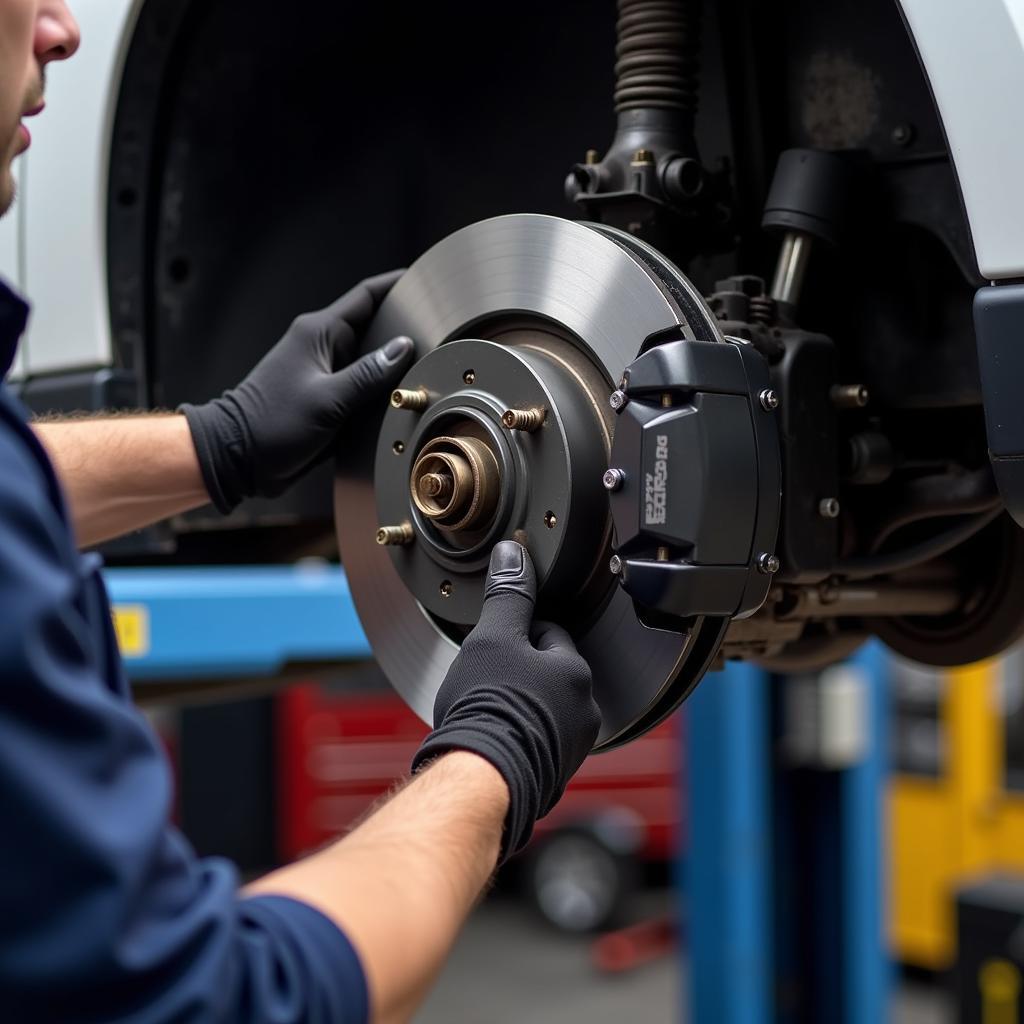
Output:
left=373, top=337, right=610, bottom=627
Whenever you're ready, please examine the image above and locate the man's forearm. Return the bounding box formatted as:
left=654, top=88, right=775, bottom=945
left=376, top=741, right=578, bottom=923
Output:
left=246, top=750, right=509, bottom=1024
left=33, top=414, right=210, bottom=546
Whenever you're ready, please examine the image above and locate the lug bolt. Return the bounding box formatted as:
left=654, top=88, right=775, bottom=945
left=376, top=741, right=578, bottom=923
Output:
left=609, top=390, right=629, bottom=412
left=376, top=523, right=414, bottom=546
left=502, top=407, right=546, bottom=432
left=603, top=468, right=625, bottom=492
left=759, top=389, right=779, bottom=411
left=819, top=497, right=841, bottom=519
left=609, top=554, right=624, bottom=575
left=391, top=388, right=429, bottom=411
left=757, top=552, right=781, bottom=575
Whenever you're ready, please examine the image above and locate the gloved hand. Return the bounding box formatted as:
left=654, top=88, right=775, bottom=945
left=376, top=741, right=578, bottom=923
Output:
left=411, top=541, right=601, bottom=862
left=181, top=270, right=414, bottom=513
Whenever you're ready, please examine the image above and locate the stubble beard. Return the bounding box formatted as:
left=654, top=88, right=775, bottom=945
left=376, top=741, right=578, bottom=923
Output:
left=1, top=76, right=42, bottom=220
left=0, top=131, right=19, bottom=219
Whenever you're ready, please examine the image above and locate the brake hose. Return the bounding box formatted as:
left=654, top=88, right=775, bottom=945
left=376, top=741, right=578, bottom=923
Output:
left=835, top=507, right=1003, bottom=581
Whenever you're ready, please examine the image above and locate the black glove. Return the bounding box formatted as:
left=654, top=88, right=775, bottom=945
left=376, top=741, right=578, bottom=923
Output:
left=411, top=541, right=601, bottom=862
left=181, top=270, right=414, bottom=513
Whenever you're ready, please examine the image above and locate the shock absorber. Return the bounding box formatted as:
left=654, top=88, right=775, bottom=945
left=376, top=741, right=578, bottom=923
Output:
left=614, top=0, right=702, bottom=120
left=565, top=0, right=716, bottom=256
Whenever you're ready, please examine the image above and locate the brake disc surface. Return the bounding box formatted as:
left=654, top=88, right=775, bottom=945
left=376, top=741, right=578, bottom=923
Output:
left=335, top=214, right=726, bottom=749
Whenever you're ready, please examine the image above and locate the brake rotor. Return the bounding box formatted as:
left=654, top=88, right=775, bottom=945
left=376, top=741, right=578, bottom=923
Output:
left=335, top=214, right=728, bottom=750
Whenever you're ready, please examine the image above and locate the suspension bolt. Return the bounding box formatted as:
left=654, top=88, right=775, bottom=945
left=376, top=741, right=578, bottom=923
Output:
left=502, top=407, right=546, bottom=432
left=759, top=389, right=779, bottom=412
left=603, top=468, right=626, bottom=492
left=609, top=389, right=629, bottom=412
left=830, top=384, right=870, bottom=408
left=376, top=523, right=414, bottom=546
left=391, top=388, right=430, bottom=411
left=609, top=554, right=624, bottom=576
left=757, top=552, right=781, bottom=575
left=819, top=497, right=841, bottom=519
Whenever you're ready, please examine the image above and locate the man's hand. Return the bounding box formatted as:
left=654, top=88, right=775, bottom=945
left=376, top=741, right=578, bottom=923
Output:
left=412, top=540, right=602, bottom=861
left=181, top=271, right=415, bottom=513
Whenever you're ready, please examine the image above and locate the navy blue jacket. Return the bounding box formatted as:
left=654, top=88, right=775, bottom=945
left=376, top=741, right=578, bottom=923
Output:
left=0, top=282, right=367, bottom=1023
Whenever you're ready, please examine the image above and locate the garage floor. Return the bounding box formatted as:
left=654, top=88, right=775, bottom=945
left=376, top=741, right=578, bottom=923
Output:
left=416, top=891, right=952, bottom=1023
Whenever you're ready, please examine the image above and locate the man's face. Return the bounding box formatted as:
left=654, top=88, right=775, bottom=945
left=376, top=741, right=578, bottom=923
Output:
left=0, top=0, right=79, bottom=215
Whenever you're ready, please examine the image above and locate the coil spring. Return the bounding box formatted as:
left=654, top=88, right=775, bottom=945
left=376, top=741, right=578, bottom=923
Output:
left=614, top=0, right=702, bottom=115
left=749, top=295, right=776, bottom=326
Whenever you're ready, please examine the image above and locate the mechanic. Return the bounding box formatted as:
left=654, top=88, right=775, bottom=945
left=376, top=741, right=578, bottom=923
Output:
left=0, top=4, right=601, bottom=1022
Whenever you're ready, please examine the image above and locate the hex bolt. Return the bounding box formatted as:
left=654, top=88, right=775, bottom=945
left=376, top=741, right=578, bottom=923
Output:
left=830, top=384, right=870, bottom=409
left=376, top=523, right=414, bottom=546
left=891, top=123, right=914, bottom=147
left=463, top=369, right=476, bottom=385
left=439, top=580, right=453, bottom=598
left=391, top=387, right=429, bottom=411
left=502, top=407, right=546, bottom=432
left=609, top=554, right=624, bottom=575
left=759, top=388, right=779, bottom=412
left=603, top=468, right=625, bottom=492
left=609, top=390, right=629, bottom=412
left=392, top=441, right=405, bottom=455
left=544, top=511, right=558, bottom=529
left=819, top=497, right=841, bottom=519
left=631, top=148, right=655, bottom=165
left=757, top=552, right=781, bottom=575
left=656, top=546, right=670, bottom=562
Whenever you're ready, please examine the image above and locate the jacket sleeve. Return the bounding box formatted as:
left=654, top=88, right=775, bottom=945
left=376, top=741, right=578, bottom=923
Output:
left=0, top=428, right=368, bottom=1024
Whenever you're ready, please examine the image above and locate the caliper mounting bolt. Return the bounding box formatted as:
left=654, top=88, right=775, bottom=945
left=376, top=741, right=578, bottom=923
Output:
left=609, top=554, right=624, bottom=576
left=609, top=389, right=629, bottom=412
left=759, top=388, right=779, bottom=412
left=391, top=388, right=430, bottom=411
left=376, top=523, right=414, bottom=546
left=757, top=552, right=781, bottom=575
left=603, top=468, right=625, bottom=492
